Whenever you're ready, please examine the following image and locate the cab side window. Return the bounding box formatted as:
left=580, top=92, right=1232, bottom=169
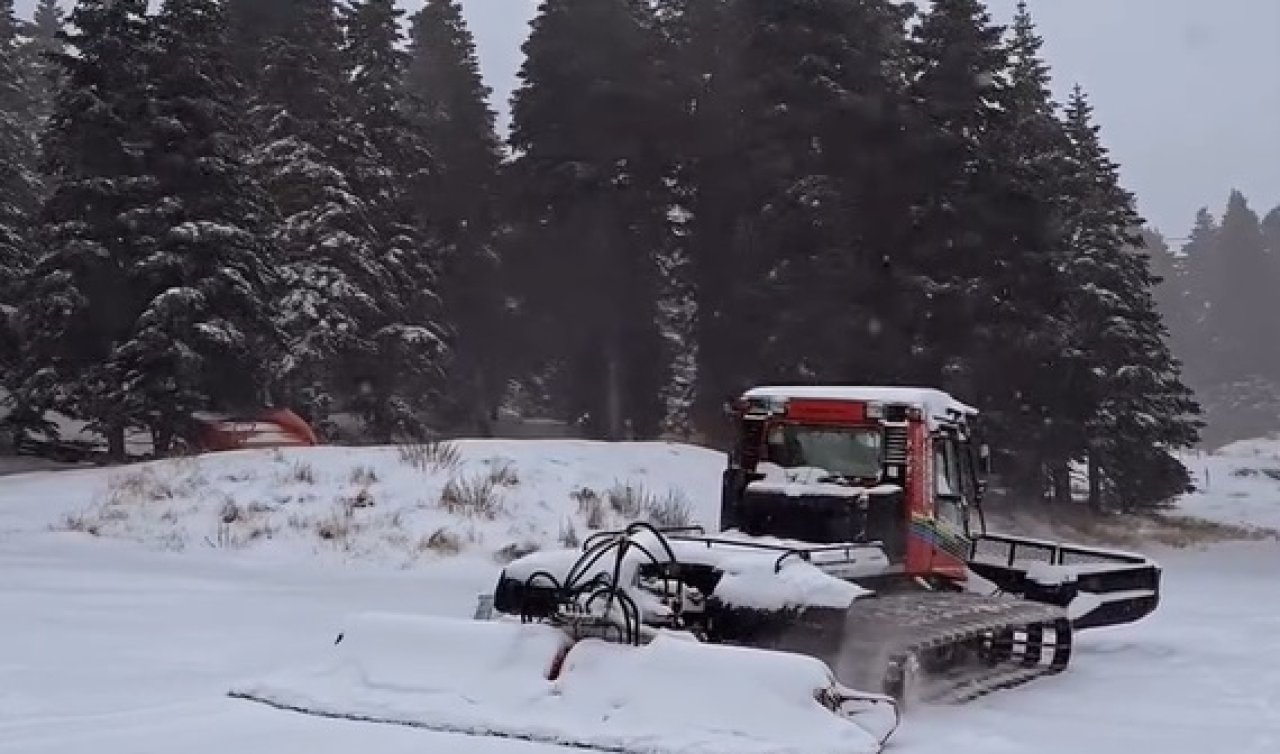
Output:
left=933, top=436, right=969, bottom=533
left=934, top=438, right=960, bottom=497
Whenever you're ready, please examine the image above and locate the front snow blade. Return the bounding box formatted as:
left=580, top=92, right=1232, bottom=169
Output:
left=229, top=613, right=895, bottom=754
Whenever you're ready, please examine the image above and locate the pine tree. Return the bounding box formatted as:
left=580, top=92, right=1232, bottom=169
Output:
left=509, top=0, right=674, bottom=439
left=10, top=0, right=154, bottom=460
left=404, top=0, right=508, bottom=435
left=1180, top=206, right=1219, bottom=338
left=979, top=1, right=1084, bottom=500
left=106, top=0, right=281, bottom=452
left=901, top=0, right=1016, bottom=396
left=15, top=0, right=63, bottom=139
left=660, top=0, right=918, bottom=440
left=735, top=0, right=915, bottom=382
left=0, top=0, right=38, bottom=286
left=341, top=0, right=447, bottom=440
left=1204, top=191, right=1275, bottom=380
left=249, top=0, right=440, bottom=439
left=1189, top=192, right=1280, bottom=446
left=225, top=0, right=293, bottom=92
left=1143, top=228, right=1194, bottom=362
left=0, top=0, right=40, bottom=372
left=1060, top=87, right=1201, bottom=509
left=1263, top=205, right=1280, bottom=256
left=658, top=0, right=749, bottom=439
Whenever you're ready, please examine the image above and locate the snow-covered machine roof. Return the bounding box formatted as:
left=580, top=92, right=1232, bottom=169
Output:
left=741, top=385, right=978, bottom=426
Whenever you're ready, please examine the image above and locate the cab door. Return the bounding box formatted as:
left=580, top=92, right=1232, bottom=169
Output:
left=929, top=431, right=975, bottom=563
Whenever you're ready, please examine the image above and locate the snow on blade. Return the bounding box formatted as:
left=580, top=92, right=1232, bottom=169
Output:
left=501, top=528, right=870, bottom=612
left=230, top=614, right=570, bottom=732
left=230, top=614, right=886, bottom=754
left=550, top=634, right=887, bottom=754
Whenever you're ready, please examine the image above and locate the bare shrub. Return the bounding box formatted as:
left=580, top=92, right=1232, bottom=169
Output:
left=439, top=475, right=503, bottom=519
left=220, top=501, right=242, bottom=524
left=398, top=438, right=462, bottom=473
left=486, top=460, right=520, bottom=487
left=645, top=490, right=694, bottom=528
left=290, top=461, right=317, bottom=484
left=211, top=517, right=276, bottom=549
left=346, top=487, right=376, bottom=509
left=349, top=465, right=379, bottom=485
left=107, top=468, right=175, bottom=502
left=606, top=482, right=644, bottom=518
left=58, top=512, right=100, bottom=536
left=494, top=541, right=539, bottom=563
left=316, top=505, right=355, bottom=544
left=605, top=482, right=693, bottom=528
left=421, top=527, right=462, bottom=555
left=573, top=487, right=606, bottom=529
left=559, top=518, right=580, bottom=548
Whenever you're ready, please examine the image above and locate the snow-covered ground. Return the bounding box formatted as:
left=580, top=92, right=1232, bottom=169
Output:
left=1175, top=440, right=1280, bottom=532
left=0, top=441, right=725, bottom=568
left=2, top=438, right=1278, bottom=753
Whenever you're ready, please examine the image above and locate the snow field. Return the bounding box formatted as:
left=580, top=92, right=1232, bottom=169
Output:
left=1174, top=439, right=1280, bottom=533
left=3, top=435, right=1276, bottom=569
left=3, top=437, right=1280, bottom=753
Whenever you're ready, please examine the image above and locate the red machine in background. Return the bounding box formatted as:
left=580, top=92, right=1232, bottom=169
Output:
left=186, top=408, right=319, bottom=452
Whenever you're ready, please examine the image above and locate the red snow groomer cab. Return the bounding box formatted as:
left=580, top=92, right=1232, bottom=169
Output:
left=719, top=386, right=1161, bottom=630
left=187, top=408, right=319, bottom=453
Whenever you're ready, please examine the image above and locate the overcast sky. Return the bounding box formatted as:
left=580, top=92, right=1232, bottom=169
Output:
left=17, top=0, right=1279, bottom=239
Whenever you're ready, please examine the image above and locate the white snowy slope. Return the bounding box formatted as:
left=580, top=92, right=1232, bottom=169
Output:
left=0, top=440, right=726, bottom=567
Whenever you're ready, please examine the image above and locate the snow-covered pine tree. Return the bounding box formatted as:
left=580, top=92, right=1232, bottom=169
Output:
left=14, top=0, right=63, bottom=145
left=509, top=0, right=674, bottom=440
left=0, top=0, right=40, bottom=371
left=225, top=0, right=293, bottom=92
left=1187, top=191, right=1280, bottom=446
left=341, top=0, right=447, bottom=441
left=975, top=1, right=1084, bottom=501
left=1059, top=86, right=1201, bottom=509
left=403, top=0, right=508, bottom=436
left=0, top=0, right=38, bottom=285
left=653, top=0, right=919, bottom=442
left=10, top=0, right=154, bottom=460
left=105, top=0, right=281, bottom=453
left=1179, top=207, right=1218, bottom=347
left=901, top=0, right=1016, bottom=396
left=1204, top=192, right=1277, bottom=382
left=1142, top=229, right=1196, bottom=381
left=249, top=0, right=436, bottom=440
left=896, top=0, right=1092, bottom=503
left=650, top=0, right=743, bottom=440
left=730, top=0, right=915, bottom=386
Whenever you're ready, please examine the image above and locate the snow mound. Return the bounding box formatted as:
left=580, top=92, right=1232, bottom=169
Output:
left=230, top=613, right=886, bottom=754
left=0, top=440, right=726, bottom=567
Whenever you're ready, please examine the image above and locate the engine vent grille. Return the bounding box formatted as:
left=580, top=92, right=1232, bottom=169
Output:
left=883, top=423, right=909, bottom=464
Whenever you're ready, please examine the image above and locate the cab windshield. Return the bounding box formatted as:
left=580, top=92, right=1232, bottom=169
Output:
left=763, top=423, right=883, bottom=481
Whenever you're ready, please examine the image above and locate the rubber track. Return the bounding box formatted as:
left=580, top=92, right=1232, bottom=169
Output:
left=836, top=592, right=1073, bottom=706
